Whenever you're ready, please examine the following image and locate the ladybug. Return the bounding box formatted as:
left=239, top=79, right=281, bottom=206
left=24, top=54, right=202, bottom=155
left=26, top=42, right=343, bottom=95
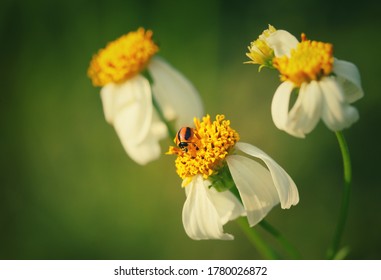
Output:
left=175, top=127, right=197, bottom=152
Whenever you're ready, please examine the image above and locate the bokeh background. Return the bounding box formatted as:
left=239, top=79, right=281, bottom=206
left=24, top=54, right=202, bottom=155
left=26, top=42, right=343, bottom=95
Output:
left=1, top=0, right=380, bottom=259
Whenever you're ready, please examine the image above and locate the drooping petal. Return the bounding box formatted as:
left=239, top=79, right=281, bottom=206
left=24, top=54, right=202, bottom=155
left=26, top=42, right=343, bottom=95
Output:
left=234, top=142, right=299, bottom=209
left=333, top=59, right=364, bottom=103
left=148, top=56, right=204, bottom=128
left=182, top=175, right=244, bottom=240
left=207, top=182, right=246, bottom=225
left=120, top=131, right=161, bottom=165
left=226, top=155, right=280, bottom=226
left=319, top=77, right=359, bottom=131
left=99, top=84, right=115, bottom=124
left=271, top=81, right=295, bottom=132
left=100, top=75, right=152, bottom=145
left=100, top=75, right=167, bottom=165
left=121, top=112, right=167, bottom=165
left=267, top=30, right=299, bottom=57
left=286, top=81, right=323, bottom=137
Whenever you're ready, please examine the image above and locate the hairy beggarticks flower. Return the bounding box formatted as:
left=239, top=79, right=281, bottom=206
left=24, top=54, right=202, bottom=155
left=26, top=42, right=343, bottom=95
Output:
left=267, top=31, right=364, bottom=138
left=168, top=114, right=299, bottom=240
left=88, top=28, right=203, bottom=164
left=245, top=24, right=277, bottom=70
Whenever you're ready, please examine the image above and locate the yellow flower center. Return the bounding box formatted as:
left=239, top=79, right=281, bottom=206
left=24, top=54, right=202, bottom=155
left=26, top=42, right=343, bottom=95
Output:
left=87, top=28, right=159, bottom=86
left=273, top=34, right=334, bottom=86
left=246, top=24, right=276, bottom=69
left=167, top=115, right=240, bottom=185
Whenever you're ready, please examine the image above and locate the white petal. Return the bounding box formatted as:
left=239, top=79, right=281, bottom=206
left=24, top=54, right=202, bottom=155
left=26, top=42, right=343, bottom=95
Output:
left=182, top=175, right=242, bottom=240
left=333, top=59, right=364, bottom=103
left=101, top=75, right=153, bottom=144
left=121, top=112, right=167, bottom=165
left=150, top=111, right=169, bottom=140
left=287, top=81, right=323, bottom=136
left=99, top=84, right=115, bottom=124
left=207, top=184, right=246, bottom=225
left=100, top=76, right=167, bottom=165
left=319, top=77, right=359, bottom=131
left=148, top=56, right=204, bottom=128
left=121, top=130, right=161, bottom=165
left=234, top=142, right=299, bottom=209
left=271, top=81, right=294, bottom=131
left=267, top=30, right=299, bottom=57
left=226, top=155, right=280, bottom=226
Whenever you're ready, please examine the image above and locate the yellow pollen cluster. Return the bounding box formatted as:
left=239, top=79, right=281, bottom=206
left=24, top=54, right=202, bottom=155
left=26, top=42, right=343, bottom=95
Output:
left=246, top=24, right=276, bottom=68
left=167, top=115, right=240, bottom=184
left=88, top=28, right=159, bottom=86
left=273, top=35, right=334, bottom=86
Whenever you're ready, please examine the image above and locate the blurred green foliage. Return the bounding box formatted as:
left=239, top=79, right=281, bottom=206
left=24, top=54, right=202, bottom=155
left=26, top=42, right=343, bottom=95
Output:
left=1, top=0, right=380, bottom=259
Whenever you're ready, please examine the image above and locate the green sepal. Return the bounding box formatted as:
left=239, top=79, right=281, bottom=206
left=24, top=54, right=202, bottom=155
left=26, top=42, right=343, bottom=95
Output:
left=209, top=164, right=235, bottom=192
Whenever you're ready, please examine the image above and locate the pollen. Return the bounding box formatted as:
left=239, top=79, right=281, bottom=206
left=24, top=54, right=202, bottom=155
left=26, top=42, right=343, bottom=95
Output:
left=273, top=34, right=334, bottom=86
left=167, top=115, right=240, bottom=185
left=88, top=28, right=159, bottom=86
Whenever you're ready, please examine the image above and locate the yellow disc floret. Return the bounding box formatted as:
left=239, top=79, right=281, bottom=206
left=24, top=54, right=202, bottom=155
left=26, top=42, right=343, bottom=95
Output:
left=167, top=114, right=240, bottom=184
left=88, top=28, right=159, bottom=86
left=273, top=34, right=334, bottom=87
left=245, top=24, right=276, bottom=69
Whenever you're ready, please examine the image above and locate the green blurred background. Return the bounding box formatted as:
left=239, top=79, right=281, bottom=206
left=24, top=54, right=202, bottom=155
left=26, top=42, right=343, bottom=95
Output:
left=1, top=0, right=380, bottom=259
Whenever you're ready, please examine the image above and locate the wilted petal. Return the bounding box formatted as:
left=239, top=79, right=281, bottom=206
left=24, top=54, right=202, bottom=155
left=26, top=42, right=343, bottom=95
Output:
left=100, top=75, right=152, bottom=144
left=271, top=81, right=294, bottom=130
left=333, top=59, right=364, bottom=103
left=99, top=84, right=115, bottom=124
left=267, top=30, right=299, bottom=57
left=148, top=56, right=204, bottom=128
left=208, top=183, right=246, bottom=225
left=121, top=112, right=167, bottom=165
left=100, top=75, right=167, bottom=165
left=287, top=81, right=323, bottom=137
left=235, top=142, right=299, bottom=209
left=182, top=175, right=243, bottom=240
left=121, top=132, right=161, bottom=165
left=226, top=155, right=280, bottom=226
left=320, top=77, right=359, bottom=131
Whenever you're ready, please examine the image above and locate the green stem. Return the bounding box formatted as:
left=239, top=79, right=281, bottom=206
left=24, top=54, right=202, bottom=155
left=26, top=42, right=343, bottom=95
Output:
left=236, top=217, right=279, bottom=259
left=152, top=95, right=176, bottom=140
left=230, top=186, right=298, bottom=259
left=259, top=220, right=302, bottom=259
left=326, top=131, right=352, bottom=259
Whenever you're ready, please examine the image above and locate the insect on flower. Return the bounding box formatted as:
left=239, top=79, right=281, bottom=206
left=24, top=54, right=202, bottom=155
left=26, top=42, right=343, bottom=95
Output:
left=175, top=127, right=199, bottom=153
left=167, top=115, right=299, bottom=240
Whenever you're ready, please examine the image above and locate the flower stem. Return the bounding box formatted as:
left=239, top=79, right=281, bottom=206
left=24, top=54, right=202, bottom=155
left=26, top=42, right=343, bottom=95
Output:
left=326, top=131, right=352, bottom=259
left=236, top=217, right=279, bottom=259
left=259, top=220, right=302, bottom=259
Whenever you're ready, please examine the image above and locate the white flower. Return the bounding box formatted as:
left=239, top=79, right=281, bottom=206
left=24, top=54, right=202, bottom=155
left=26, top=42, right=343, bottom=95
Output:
left=88, top=29, right=203, bottom=164
left=100, top=57, right=203, bottom=164
left=170, top=115, right=299, bottom=240
left=267, top=30, right=364, bottom=138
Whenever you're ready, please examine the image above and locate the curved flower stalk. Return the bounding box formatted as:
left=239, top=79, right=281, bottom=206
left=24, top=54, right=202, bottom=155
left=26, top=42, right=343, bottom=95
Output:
left=267, top=31, right=363, bottom=138
left=167, top=114, right=299, bottom=240
left=88, top=28, right=203, bottom=164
